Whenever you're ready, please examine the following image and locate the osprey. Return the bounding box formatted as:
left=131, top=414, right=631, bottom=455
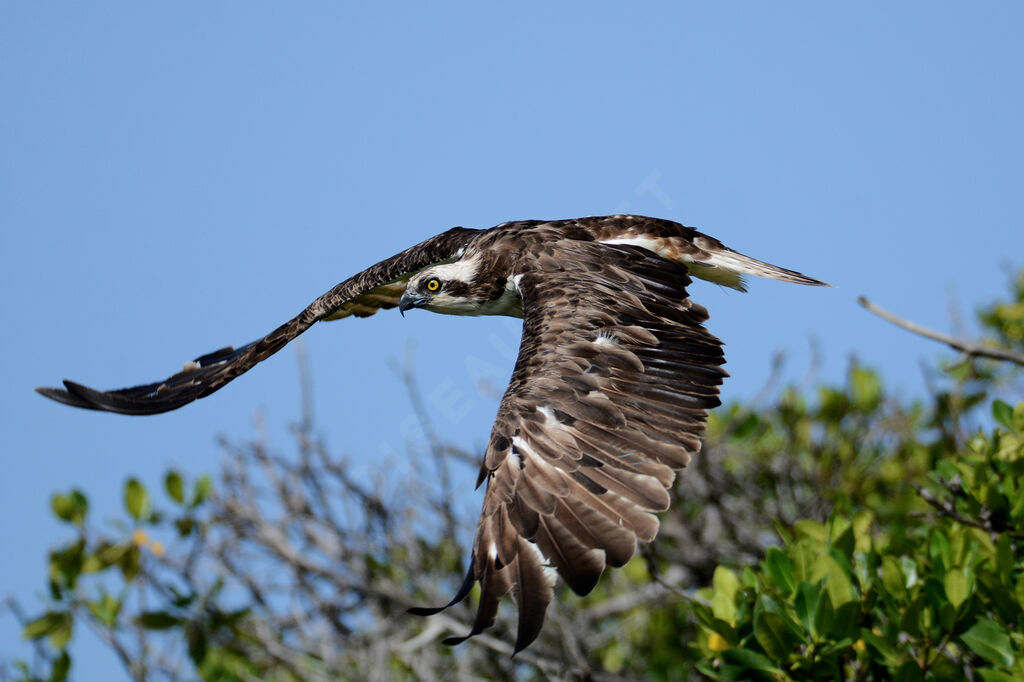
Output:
left=38, top=215, right=827, bottom=652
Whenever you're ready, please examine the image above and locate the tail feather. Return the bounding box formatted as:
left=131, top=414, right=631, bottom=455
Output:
left=688, top=247, right=830, bottom=291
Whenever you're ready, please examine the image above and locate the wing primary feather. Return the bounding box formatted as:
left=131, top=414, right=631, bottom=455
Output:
left=511, top=539, right=553, bottom=655
left=407, top=561, right=477, bottom=617
left=36, top=226, right=481, bottom=415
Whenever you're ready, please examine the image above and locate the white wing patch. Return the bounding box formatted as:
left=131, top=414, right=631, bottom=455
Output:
left=536, top=405, right=559, bottom=426
left=600, top=235, right=667, bottom=257
left=522, top=536, right=559, bottom=584
left=600, top=236, right=746, bottom=290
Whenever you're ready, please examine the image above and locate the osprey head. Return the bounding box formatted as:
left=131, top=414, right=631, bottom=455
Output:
left=399, top=255, right=524, bottom=318
left=399, top=257, right=487, bottom=316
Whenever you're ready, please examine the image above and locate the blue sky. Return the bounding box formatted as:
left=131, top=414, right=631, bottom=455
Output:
left=2, top=3, right=1022, bottom=678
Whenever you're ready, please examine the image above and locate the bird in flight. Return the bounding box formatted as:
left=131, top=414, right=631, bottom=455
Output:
left=38, top=215, right=827, bottom=652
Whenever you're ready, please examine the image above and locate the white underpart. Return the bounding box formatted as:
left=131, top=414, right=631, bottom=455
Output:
left=593, top=332, right=619, bottom=347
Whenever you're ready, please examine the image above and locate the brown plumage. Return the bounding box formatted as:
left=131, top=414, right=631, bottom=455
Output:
left=37, top=215, right=828, bottom=652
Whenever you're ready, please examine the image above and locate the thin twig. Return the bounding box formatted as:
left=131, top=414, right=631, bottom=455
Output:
left=857, top=296, right=1024, bottom=366
left=911, top=483, right=992, bottom=533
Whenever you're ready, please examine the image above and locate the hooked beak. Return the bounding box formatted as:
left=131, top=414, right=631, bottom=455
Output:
left=398, top=289, right=429, bottom=317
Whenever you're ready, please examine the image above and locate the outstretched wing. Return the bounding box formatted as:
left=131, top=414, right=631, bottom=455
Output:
left=36, top=227, right=481, bottom=415
left=411, top=240, right=727, bottom=652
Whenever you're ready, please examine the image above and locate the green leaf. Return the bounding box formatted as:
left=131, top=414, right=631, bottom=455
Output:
left=938, top=601, right=958, bottom=631
left=48, top=612, right=72, bottom=649
left=812, top=554, right=855, bottom=606
left=892, top=660, right=923, bottom=682
left=993, top=400, right=1014, bottom=431
left=960, top=619, right=1014, bottom=669
left=900, top=595, right=926, bottom=639
left=790, top=543, right=817, bottom=584
left=137, top=611, right=182, bottom=630
left=944, top=568, right=970, bottom=609
left=49, top=651, right=70, bottom=682
left=930, top=530, right=952, bottom=571
left=712, top=567, right=741, bottom=626
left=191, top=474, right=212, bottom=508
left=733, top=412, right=760, bottom=439
left=859, top=628, right=900, bottom=666
left=851, top=510, right=873, bottom=552
left=828, top=518, right=855, bottom=560
left=51, top=495, right=73, bottom=522
left=898, top=556, right=919, bottom=590
left=175, top=518, right=197, bottom=537
left=814, top=587, right=834, bottom=637
left=86, top=594, right=121, bottom=627
left=164, top=470, right=184, bottom=504
left=881, top=556, right=906, bottom=599
left=850, top=366, right=882, bottom=410
left=764, top=547, right=795, bottom=595
left=794, top=582, right=821, bottom=636
left=22, top=611, right=65, bottom=640
left=689, top=598, right=717, bottom=630
left=695, top=661, right=742, bottom=681
left=96, top=542, right=129, bottom=566
left=187, top=622, right=208, bottom=664
left=50, top=491, right=88, bottom=526
left=721, top=648, right=789, bottom=677
left=754, top=610, right=793, bottom=662
left=119, top=545, right=141, bottom=581
left=830, top=601, right=860, bottom=639
left=49, top=540, right=85, bottom=591
left=978, top=669, right=1016, bottom=682
left=124, top=478, right=149, bottom=520
left=794, top=520, right=826, bottom=543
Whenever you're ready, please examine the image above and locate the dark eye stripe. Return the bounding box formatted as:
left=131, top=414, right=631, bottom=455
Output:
left=444, top=281, right=471, bottom=297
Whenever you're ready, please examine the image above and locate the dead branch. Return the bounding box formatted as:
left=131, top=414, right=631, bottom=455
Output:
left=857, top=296, right=1024, bottom=366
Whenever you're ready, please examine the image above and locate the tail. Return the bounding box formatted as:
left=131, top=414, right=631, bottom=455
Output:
left=685, top=244, right=830, bottom=292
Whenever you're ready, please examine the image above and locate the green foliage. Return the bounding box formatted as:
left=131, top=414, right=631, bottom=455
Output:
left=15, top=473, right=217, bottom=681
left=123, top=478, right=149, bottom=520
left=978, top=270, right=1024, bottom=350
left=690, top=408, right=1024, bottom=680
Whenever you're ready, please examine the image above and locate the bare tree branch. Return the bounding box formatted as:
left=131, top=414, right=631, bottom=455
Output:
left=858, top=295, right=1024, bottom=366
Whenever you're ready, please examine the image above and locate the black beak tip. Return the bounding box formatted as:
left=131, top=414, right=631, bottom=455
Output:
left=398, top=291, right=425, bottom=316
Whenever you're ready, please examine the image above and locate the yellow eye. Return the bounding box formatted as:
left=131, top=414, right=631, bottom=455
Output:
left=426, top=278, right=441, bottom=292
